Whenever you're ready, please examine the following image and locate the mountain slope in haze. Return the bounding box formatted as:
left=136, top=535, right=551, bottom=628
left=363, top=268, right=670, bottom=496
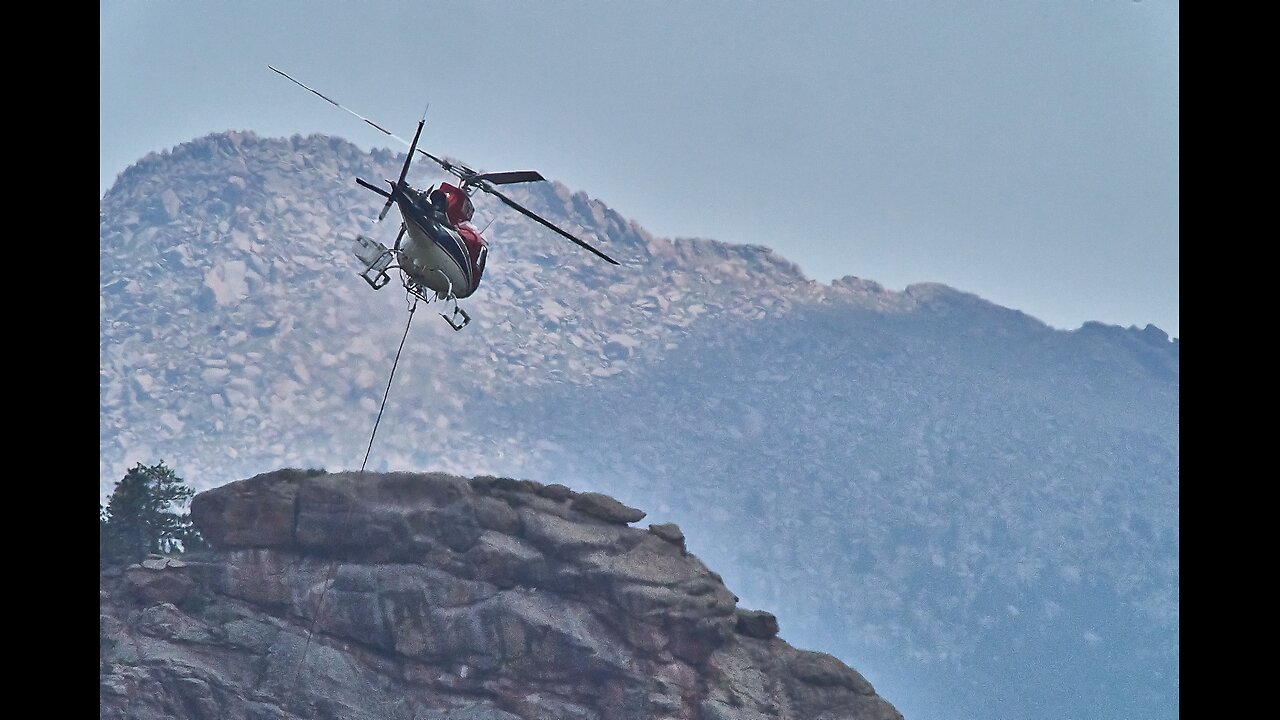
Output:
left=496, top=296, right=1177, bottom=720
left=100, top=132, right=1178, bottom=720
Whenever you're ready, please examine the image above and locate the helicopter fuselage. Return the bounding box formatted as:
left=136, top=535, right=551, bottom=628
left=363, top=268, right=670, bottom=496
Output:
left=393, top=185, right=485, bottom=299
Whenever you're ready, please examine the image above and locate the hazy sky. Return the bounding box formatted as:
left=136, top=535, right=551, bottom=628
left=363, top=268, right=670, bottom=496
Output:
left=101, top=1, right=1178, bottom=337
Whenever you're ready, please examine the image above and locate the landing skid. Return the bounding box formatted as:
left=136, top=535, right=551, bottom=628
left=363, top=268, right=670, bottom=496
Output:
left=402, top=270, right=471, bottom=331
left=351, top=235, right=471, bottom=331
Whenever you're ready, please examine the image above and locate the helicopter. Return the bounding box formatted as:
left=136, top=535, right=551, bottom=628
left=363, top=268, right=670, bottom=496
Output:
left=269, top=66, right=620, bottom=330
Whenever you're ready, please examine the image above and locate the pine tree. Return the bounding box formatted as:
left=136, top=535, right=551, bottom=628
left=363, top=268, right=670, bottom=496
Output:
left=100, top=461, right=203, bottom=566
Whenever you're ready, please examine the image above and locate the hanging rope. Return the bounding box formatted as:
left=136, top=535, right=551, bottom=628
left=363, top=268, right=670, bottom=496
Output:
left=294, top=297, right=418, bottom=678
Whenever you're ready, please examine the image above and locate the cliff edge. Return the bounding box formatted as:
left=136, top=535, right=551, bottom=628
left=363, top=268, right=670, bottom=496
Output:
left=99, top=469, right=903, bottom=719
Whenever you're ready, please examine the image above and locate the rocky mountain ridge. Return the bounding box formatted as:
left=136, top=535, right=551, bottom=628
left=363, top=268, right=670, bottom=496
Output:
left=100, top=131, right=1178, bottom=720
left=100, top=131, right=1174, bottom=491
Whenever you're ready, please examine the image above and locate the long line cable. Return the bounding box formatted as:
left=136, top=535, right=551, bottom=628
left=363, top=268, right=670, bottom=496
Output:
left=294, top=297, right=418, bottom=676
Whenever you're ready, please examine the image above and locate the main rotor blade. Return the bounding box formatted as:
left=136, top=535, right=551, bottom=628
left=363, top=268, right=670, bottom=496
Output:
left=268, top=65, right=609, bottom=258
left=482, top=185, right=620, bottom=265
left=268, top=65, right=408, bottom=145
left=268, top=65, right=459, bottom=178
left=470, top=170, right=545, bottom=185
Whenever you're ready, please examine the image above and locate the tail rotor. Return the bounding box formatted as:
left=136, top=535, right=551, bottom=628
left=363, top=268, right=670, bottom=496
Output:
left=377, top=117, right=426, bottom=222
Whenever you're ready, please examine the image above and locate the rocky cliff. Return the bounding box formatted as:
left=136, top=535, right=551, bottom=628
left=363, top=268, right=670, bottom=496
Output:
left=99, top=469, right=904, bottom=720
